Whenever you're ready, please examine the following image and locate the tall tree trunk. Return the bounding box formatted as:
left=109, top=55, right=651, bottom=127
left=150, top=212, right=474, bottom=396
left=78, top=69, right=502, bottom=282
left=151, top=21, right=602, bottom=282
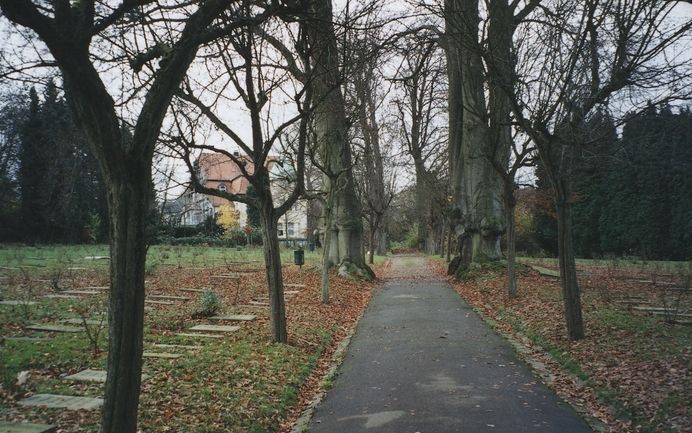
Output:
left=555, top=182, right=585, bottom=340
left=101, top=175, right=150, bottom=432
left=321, top=187, right=336, bottom=303
left=305, top=0, right=372, bottom=278
left=368, top=221, right=376, bottom=265
left=258, top=198, right=288, bottom=342
left=446, top=0, right=504, bottom=274
left=504, top=182, right=517, bottom=297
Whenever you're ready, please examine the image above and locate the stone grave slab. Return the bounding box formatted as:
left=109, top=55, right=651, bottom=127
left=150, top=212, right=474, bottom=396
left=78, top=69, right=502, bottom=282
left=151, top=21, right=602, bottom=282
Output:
left=62, top=318, right=104, bottom=326
left=189, top=324, right=240, bottom=333
left=633, top=306, right=680, bottom=313
left=530, top=265, right=560, bottom=277
left=62, top=369, right=151, bottom=383
left=0, top=300, right=36, bottom=306
left=61, top=290, right=99, bottom=296
left=176, top=332, right=224, bottom=339
left=26, top=324, right=82, bottom=333
left=236, top=304, right=269, bottom=309
left=145, top=300, right=175, bottom=305
left=149, top=294, right=190, bottom=301
left=0, top=421, right=56, bottom=433
left=285, top=283, right=306, bottom=288
left=284, top=290, right=300, bottom=295
left=64, top=369, right=108, bottom=382
left=210, top=314, right=256, bottom=322
left=67, top=267, right=87, bottom=271
left=210, top=274, right=241, bottom=279
left=249, top=300, right=270, bottom=307
left=82, top=286, right=109, bottom=290
left=84, top=256, right=109, bottom=260
left=44, top=294, right=79, bottom=300
left=152, top=343, right=203, bottom=350
left=179, top=288, right=206, bottom=293
left=4, top=336, right=52, bottom=342
left=142, top=352, right=181, bottom=359
left=18, top=393, right=103, bottom=410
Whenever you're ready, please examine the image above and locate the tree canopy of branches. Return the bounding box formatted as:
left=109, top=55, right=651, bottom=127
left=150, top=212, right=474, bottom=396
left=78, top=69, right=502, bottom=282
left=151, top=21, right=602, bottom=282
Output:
left=170, top=15, right=311, bottom=343
left=480, top=0, right=692, bottom=339
left=0, top=1, right=284, bottom=430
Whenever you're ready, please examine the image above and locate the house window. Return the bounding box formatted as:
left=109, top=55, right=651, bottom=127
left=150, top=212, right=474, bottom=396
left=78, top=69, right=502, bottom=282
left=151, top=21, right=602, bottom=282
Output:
left=287, top=222, right=295, bottom=237
left=218, top=183, right=227, bottom=192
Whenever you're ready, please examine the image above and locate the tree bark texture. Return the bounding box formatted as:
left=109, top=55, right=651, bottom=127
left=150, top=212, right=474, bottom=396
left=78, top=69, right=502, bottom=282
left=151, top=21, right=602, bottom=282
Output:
left=305, top=0, right=372, bottom=278
left=555, top=180, right=585, bottom=340
left=445, top=0, right=505, bottom=272
left=504, top=183, right=517, bottom=297
left=0, top=2, right=237, bottom=431
left=355, top=66, right=387, bottom=265
left=102, top=176, right=150, bottom=432
left=255, top=170, right=288, bottom=341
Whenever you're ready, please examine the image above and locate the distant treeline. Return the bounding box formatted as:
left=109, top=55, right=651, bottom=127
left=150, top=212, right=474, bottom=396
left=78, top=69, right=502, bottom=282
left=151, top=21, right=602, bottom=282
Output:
left=0, top=83, right=108, bottom=243
left=518, top=105, right=692, bottom=261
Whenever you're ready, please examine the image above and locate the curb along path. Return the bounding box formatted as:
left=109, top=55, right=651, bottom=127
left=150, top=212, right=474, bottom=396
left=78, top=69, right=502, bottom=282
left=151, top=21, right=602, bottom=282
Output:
left=306, top=255, right=594, bottom=433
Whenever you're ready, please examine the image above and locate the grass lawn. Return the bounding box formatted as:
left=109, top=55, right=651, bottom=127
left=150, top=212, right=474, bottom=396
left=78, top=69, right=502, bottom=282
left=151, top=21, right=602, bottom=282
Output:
left=0, top=244, right=385, bottom=432
left=432, top=257, right=691, bottom=433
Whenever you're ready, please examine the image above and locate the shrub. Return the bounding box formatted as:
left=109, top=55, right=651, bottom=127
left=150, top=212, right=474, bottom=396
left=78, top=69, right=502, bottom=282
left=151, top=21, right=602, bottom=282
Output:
left=198, top=290, right=221, bottom=317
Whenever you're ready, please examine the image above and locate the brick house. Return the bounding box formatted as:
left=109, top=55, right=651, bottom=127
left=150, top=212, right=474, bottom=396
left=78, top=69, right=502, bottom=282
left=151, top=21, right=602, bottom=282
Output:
left=173, top=152, right=308, bottom=242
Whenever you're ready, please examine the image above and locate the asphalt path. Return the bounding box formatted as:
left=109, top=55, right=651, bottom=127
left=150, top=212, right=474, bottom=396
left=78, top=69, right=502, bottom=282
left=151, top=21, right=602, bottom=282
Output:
left=306, top=256, right=594, bottom=433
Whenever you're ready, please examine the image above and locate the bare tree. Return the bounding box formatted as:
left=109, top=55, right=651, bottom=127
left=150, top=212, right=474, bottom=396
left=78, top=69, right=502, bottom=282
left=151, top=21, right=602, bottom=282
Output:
left=170, top=18, right=311, bottom=343
left=392, top=32, right=449, bottom=254
left=0, top=2, right=279, bottom=430
left=303, top=0, right=374, bottom=278
left=484, top=0, right=692, bottom=339
left=444, top=0, right=506, bottom=276
left=341, top=14, right=397, bottom=264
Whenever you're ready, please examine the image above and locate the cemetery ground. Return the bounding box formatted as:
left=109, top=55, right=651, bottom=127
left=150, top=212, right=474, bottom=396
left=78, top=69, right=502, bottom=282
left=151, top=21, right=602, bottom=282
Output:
left=431, top=257, right=691, bottom=433
left=0, top=244, right=384, bottom=432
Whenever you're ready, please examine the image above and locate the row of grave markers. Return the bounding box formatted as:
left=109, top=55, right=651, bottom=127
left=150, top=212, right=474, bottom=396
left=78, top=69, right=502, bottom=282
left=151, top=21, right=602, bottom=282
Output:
left=0, top=276, right=306, bottom=432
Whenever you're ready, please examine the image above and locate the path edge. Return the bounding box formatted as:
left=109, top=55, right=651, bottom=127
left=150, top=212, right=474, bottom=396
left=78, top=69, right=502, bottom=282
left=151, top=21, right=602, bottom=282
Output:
left=454, top=294, right=608, bottom=433
left=290, top=313, right=363, bottom=433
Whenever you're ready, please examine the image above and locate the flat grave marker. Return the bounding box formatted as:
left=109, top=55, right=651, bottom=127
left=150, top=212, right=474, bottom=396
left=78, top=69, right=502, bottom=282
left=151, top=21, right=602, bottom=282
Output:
left=633, top=306, right=684, bottom=312
left=4, top=336, right=52, bottom=342
left=0, top=421, right=56, bottom=433
left=63, top=369, right=149, bottom=383
left=284, top=290, right=300, bottom=295
left=249, top=300, right=270, bottom=307
left=18, top=394, right=103, bottom=410
left=176, top=332, right=224, bottom=339
left=210, top=314, right=256, bottom=321
left=148, top=294, right=190, bottom=301
left=235, top=304, right=269, bottom=309
left=0, top=300, right=36, bottom=306
left=26, top=324, right=82, bottom=333
left=44, top=294, right=79, bottom=300
left=530, top=265, right=560, bottom=278
left=189, top=324, right=240, bottom=333
left=284, top=283, right=306, bottom=288
left=152, top=343, right=203, bottom=350
left=142, top=352, right=181, bottom=359
left=83, top=256, right=109, bottom=260
left=61, top=290, right=99, bottom=296
left=61, top=318, right=104, bottom=326
left=179, top=288, right=206, bottom=293
left=144, top=300, right=175, bottom=306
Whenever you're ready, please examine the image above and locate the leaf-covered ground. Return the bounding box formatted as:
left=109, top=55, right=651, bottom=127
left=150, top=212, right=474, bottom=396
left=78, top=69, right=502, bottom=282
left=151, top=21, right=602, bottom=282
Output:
left=1, top=253, right=384, bottom=432
left=432, top=259, right=691, bottom=433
